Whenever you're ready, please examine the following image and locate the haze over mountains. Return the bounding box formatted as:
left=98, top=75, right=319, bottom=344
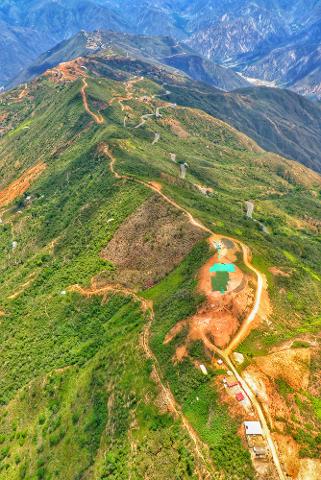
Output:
left=1, top=0, right=321, bottom=98
left=7, top=30, right=250, bottom=92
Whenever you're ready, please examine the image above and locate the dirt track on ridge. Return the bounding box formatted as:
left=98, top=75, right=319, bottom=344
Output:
left=102, top=142, right=285, bottom=480
left=81, top=78, right=104, bottom=125
left=76, top=76, right=285, bottom=479
left=69, top=282, right=216, bottom=480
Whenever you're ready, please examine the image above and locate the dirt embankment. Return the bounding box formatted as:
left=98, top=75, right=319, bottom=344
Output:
left=243, top=345, right=321, bottom=479
left=0, top=163, right=47, bottom=209
left=269, top=267, right=292, bottom=277
left=255, top=347, right=311, bottom=390
left=100, top=195, right=206, bottom=290
left=165, top=237, right=254, bottom=350
left=298, top=459, right=321, bottom=480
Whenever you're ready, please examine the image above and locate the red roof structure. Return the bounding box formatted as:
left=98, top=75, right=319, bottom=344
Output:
left=236, top=392, right=245, bottom=401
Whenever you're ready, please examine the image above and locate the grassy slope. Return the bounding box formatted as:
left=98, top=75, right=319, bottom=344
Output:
left=0, top=79, right=200, bottom=480
left=0, top=60, right=320, bottom=478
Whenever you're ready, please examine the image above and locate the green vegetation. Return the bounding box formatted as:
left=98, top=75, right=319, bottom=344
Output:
left=0, top=52, right=320, bottom=477
left=144, top=243, right=254, bottom=479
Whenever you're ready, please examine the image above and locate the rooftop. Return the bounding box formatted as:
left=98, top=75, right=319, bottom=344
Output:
left=244, top=421, right=263, bottom=436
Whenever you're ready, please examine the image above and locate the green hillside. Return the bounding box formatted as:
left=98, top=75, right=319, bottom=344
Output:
left=0, top=54, right=320, bottom=479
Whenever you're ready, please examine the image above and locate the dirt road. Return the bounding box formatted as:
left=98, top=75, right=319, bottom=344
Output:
left=102, top=143, right=285, bottom=480
left=152, top=132, right=160, bottom=145
left=80, top=78, right=104, bottom=125
left=69, top=282, right=215, bottom=480
left=202, top=335, right=286, bottom=480
left=80, top=75, right=284, bottom=480
left=224, top=241, right=264, bottom=355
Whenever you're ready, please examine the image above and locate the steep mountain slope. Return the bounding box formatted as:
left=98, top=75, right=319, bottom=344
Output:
left=237, top=20, right=321, bottom=98
left=0, top=52, right=320, bottom=479
left=5, top=29, right=321, bottom=174
left=7, top=30, right=249, bottom=92
left=1, top=1, right=321, bottom=97
left=0, top=0, right=127, bottom=86
left=167, top=83, right=321, bottom=173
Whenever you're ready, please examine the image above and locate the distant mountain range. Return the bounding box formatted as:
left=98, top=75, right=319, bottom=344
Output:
left=1, top=0, right=321, bottom=98
left=7, top=30, right=249, bottom=92
left=3, top=27, right=321, bottom=173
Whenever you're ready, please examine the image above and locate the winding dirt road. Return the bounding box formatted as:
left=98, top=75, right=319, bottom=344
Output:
left=69, top=282, right=216, bottom=480
left=81, top=78, right=104, bottom=124
left=224, top=241, right=264, bottom=355
left=102, top=143, right=285, bottom=480
left=80, top=77, right=285, bottom=479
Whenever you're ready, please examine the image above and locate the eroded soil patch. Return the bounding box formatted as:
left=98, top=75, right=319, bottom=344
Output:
left=45, top=58, right=87, bottom=83
left=100, top=195, right=206, bottom=289
left=0, top=162, right=47, bottom=208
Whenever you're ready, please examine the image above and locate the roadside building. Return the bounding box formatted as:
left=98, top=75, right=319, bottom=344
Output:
left=224, top=377, right=238, bottom=388
left=244, top=421, right=263, bottom=436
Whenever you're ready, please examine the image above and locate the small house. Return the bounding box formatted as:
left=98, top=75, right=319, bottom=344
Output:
left=244, top=421, right=263, bottom=436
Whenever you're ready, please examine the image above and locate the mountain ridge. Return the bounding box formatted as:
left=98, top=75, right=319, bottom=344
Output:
left=0, top=51, right=320, bottom=479
left=1, top=1, right=321, bottom=97
left=7, top=34, right=321, bottom=175
left=7, top=30, right=250, bottom=92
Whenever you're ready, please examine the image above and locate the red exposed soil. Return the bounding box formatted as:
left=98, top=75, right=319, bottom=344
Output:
left=164, top=321, right=185, bottom=345
left=269, top=267, right=291, bottom=277
left=165, top=237, right=254, bottom=349
left=191, top=237, right=252, bottom=348
left=254, top=347, right=311, bottom=390
left=0, top=113, right=9, bottom=122
left=273, top=434, right=300, bottom=478
left=0, top=162, right=47, bottom=208
left=45, top=59, right=87, bottom=83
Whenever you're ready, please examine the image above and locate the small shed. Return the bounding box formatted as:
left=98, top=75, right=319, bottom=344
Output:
left=225, top=377, right=238, bottom=388
left=244, top=421, right=263, bottom=436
